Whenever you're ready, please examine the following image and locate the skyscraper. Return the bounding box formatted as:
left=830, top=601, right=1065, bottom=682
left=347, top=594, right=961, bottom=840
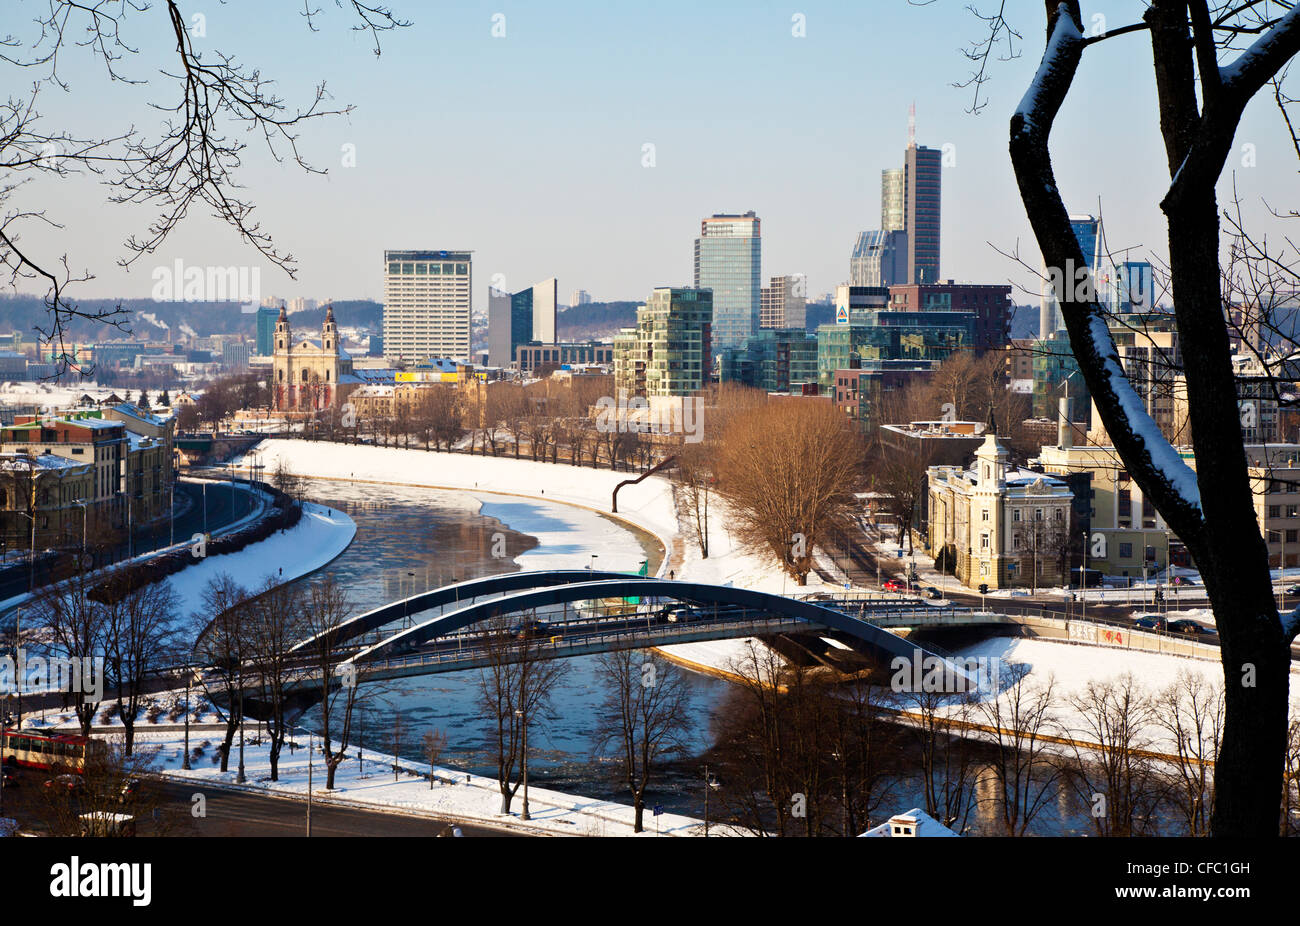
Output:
left=382, top=249, right=473, bottom=362
left=904, top=144, right=943, bottom=285
left=694, top=211, right=761, bottom=351
left=1039, top=214, right=1102, bottom=337
left=614, top=287, right=713, bottom=398
left=570, top=289, right=592, bottom=307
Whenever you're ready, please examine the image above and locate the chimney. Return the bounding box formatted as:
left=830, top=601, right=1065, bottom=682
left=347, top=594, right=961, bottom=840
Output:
left=888, top=813, right=918, bottom=837
left=1058, top=396, right=1073, bottom=449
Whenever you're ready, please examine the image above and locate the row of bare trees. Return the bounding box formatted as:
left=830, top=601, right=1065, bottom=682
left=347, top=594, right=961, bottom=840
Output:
left=705, top=643, right=1292, bottom=836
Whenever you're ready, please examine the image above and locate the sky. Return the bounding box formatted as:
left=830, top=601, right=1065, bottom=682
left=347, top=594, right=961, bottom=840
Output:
left=7, top=0, right=1299, bottom=315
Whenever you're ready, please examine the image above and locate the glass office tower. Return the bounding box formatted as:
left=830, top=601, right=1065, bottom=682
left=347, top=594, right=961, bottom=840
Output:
left=694, top=212, right=761, bottom=352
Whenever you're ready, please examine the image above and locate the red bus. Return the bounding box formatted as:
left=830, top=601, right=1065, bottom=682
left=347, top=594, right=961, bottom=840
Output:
left=1, top=729, right=106, bottom=773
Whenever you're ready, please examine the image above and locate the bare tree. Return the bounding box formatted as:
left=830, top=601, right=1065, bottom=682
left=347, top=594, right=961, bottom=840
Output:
left=1153, top=670, right=1223, bottom=837
left=101, top=572, right=180, bottom=755
left=976, top=666, right=1063, bottom=835
left=592, top=648, right=693, bottom=833
left=192, top=574, right=250, bottom=773
left=245, top=577, right=304, bottom=782
left=298, top=575, right=363, bottom=790
left=477, top=612, right=569, bottom=816
left=1064, top=673, right=1165, bottom=836
left=978, top=0, right=1300, bottom=835
left=28, top=568, right=103, bottom=736
left=672, top=442, right=713, bottom=558
left=0, top=2, right=409, bottom=370
left=421, top=728, right=449, bottom=789
left=715, top=399, right=864, bottom=584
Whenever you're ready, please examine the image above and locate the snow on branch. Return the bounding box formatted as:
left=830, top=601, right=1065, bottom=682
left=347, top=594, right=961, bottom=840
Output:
left=1219, top=7, right=1300, bottom=95
left=1013, top=3, right=1083, bottom=133
left=1087, top=315, right=1203, bottom=515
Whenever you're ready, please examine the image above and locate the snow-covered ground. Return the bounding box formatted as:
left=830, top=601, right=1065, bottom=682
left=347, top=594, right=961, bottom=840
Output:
left=160, top=502, right=356, bottom=620
left=937, top=636, right=1300, bottom=758
left=37, top=717, right=708, bottom=836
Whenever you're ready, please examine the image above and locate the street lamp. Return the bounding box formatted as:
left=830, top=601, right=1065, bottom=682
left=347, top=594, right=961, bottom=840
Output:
left=72, top=498, right=88, bottom=570
left=514, top=708, right=530, bottom=821
left=588, top=554, right=598, bottom=572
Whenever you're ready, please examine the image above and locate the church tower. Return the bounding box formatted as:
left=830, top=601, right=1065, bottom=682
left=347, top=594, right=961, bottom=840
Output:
left=321, top=303, right=337, bottom=354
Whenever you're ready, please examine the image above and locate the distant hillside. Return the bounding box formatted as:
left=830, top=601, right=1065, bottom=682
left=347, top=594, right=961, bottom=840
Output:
left=557, top=301, right=639, bottom=340
left=0, top=293, right=382, bottom=341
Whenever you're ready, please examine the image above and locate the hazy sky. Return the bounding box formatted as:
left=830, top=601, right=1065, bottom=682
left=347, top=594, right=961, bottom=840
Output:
left=9, top=0, right=1298, bottom=315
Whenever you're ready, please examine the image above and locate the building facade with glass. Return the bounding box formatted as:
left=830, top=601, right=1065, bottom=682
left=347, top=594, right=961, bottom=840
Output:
left=694, top=212, right=761, bottom=352
left=614, top=288, right=713, bottom=398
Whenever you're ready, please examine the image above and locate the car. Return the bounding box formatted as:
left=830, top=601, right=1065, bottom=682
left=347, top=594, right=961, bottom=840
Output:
left=1132, top=614, right=1168, bottom=632
left=1169, top=575, right=1197, bottom=587
left=925, top=587, right=942, bottom=600
left=44, top=773, right=83, bottom=792
left=509, top=619, right=553, bottom=640
left=882, top=579, right=904, bottom=592
left=1, top=764, right=18, bottom=788
left=1169, top=619, right=1217, bottom=637
left=662, top=605, right=697, bottom=624
left=119, top=778, right=142, bottom=803
left=1286, top=584, right=1300, bottom=597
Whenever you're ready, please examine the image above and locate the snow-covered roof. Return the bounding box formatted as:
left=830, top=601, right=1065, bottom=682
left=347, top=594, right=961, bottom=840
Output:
left=0, top=451, right=86, bottom=471
left=860, top=808, right=959, bottom=838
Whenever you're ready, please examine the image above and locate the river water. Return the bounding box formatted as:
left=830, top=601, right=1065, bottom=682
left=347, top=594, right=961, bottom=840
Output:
left=288, top=477, right=737, bottom=814
left=287, top=477, right=1107, bottom=833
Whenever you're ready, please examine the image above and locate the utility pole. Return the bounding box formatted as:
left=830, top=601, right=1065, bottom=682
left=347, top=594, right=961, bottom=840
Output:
left=306, top=731, right=313, bottom=837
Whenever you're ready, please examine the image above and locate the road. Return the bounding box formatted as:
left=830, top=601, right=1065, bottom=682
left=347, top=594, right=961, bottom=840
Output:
left=0, top=776, right=517, bottom=837
left=0, top=478, right=255, bottom=604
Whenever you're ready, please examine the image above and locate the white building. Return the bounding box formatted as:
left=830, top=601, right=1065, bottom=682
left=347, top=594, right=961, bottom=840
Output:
left=927, top=430, right=1074, bottom=590
left=383, top=250, right=473, bottom=363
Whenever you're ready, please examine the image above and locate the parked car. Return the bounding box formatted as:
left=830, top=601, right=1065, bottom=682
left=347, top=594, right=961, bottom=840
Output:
left=44, top=774, right=83, bottom=792
left=1132, top=614, right=1167, bottom=632
left=925, top=587, right=943, bottom=600
left=882, top=579, right=904, bottom=592
left=1286, top=584, right=1300, bottom=597
left=1169, top=619, right=1217, bottom=638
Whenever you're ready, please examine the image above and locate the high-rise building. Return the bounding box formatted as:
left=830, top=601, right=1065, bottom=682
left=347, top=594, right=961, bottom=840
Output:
left=488, top=278, right=557, bottom=367
left=614, top=287, right=713, bottom=398
left=571, top=289, right=592, bottom=307
left=904, top=144, right=943, bottom=285
left=255, top=305, right=279, bottom=357
left=887, top=282, right=1012, bottom=351
left=880, top=120, right=942, bottom=286
left=850, top=230, right=908, bottom=287
left=1039, top=214, right=1102, bottom=337
left=694, top=211, right=761, bottom=352
left=382, top=250, right=473, bottom=362
left=760, top=274, right=807, bottom=330
left=881, top=168, right=905, bottom=234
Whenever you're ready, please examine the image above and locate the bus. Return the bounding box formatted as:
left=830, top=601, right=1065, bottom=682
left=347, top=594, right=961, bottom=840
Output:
left=1, top=729, right=106, bottom=773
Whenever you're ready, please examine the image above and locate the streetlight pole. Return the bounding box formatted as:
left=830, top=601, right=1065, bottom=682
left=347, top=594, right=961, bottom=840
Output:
left=182, top=666, right=192, bottom=770
left=1081, top=530, right=1088, bottom=620
left=515, top=708, right=530, bottom=820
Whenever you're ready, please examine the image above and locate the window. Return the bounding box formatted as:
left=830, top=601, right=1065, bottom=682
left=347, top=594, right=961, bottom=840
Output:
left=1055, top=508, right=1064, bottom=520
left=1119, top=542, right=1133, bottom=558
left=1289, top=505, right=1298, bottom=518
left=1288, top=530, right=1299, bottom=544
left=1270, top=505, right=1282, bottom=519
left=982, top=509, right=989, bottom=521
left=1035, top=508, right=1043, bottom=521
left=1012, top=533, right=1021, bottom=550
left=1013, top=509, right=1021, bottom=522
left=980, top=533, right=989, bottom=550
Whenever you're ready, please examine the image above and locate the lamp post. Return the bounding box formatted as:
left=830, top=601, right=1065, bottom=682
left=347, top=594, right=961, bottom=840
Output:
left=1080, top=530, right=1088, bottom=620
left=72, top=498, right=87, bottom=569
left=1268, top=528, right=1285, bottom=612
left=181, top=665, right=193, bottom=770
left=515, top=708, right=530, bottom=820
